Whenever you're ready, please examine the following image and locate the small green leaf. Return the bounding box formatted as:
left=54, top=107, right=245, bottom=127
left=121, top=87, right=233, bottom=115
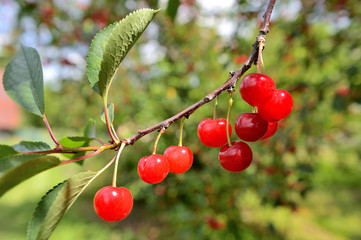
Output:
left=97, top=8, right=160, bottom=97
left=3, top=45, right=45, bottom=116
left=27, top=171, right=97, bottom=240
left=84, top=119, right=96, bottom=138
left=13, top=141, right=51, bottom=153
left=0, top=145, right=18, bottom=158
left=86, top=23, right=117, bottom=90
left=59, top=137, right=93, bottom=161
left=166, top=0, right=180, bottom=20
left=100, top=103, right=114, bottom=124
left=0, top=154, right=61, bottom=196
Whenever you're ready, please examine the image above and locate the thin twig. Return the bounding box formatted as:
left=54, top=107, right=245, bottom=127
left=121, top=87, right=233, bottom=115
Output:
left=122, top=0, right=276, bottom=146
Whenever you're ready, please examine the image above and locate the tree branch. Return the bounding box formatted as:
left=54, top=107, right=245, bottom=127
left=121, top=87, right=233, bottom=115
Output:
left=122, top=0, right=277, bottom=146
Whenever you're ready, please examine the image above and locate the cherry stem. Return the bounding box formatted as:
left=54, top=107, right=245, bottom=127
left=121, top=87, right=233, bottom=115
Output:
left=178, top=117, right=186, bottom=147
left=103, top=101, right=119, bottom=144
left=43, top=115, right=61, bottom=146
left=213, top=96, right=219, bottom=120
left=257, top=41, right=266, bottom=73
left=252, top=106, right=257, bottom=113
left=226, top=92, right=233, bottom=147
left=152, top=128, right=165, bottom=155
left=112, top=142, right=126, bottom=187
left=66, top=152, right=121, bottom=211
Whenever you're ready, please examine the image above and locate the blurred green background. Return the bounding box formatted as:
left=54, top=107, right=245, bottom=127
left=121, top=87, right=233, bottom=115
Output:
left=0, top=0, right=360, bottom=239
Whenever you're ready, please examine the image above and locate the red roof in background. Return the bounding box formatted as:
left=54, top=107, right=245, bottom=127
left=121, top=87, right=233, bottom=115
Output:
left=0, top=70, right=21, bottom=130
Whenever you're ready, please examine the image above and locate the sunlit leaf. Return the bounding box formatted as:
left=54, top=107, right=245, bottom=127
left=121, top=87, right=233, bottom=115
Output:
left=26, top=171, right=97, bottom=240
left=97, top=8, right=160, bottom=97
left=59, top=137, right=93, bottom=161
left=3, top=45, right=45, bottom=116
left=0, top=154, right=61, bottom=196
left=86, top=23, right=117, bottom=91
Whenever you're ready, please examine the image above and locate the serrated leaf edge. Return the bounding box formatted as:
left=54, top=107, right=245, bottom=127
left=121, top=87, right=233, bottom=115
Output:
left=98, top=8, right=160, bottom=97
left=26, top=171, right=98, bottom=240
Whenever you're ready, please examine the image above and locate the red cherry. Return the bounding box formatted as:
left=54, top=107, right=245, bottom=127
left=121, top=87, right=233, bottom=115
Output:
left=163, top=146, right=193, bottom=174
left=197, top=118, right=232, bottom=148
left=240, top=73, right=276, bottom=106
left=93, top=186, right=133, bottom=222
left=137, top=154, right=169, bottom=184
left=218, top=141, right=253, bottom=172
left=235, top=113, right=268, bottom=142
left=261, top=121, right=278, bottom=140
left=258, top=89, right=293, bottom=121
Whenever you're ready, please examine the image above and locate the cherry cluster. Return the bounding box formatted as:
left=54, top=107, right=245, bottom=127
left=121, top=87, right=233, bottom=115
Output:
left=92, top=73, right=293, bottom=222
left=138, top=145, right=194, bottom=184
left=198, top=73, right=293, bottom=172
left=94, top=126, right=194, bottom=222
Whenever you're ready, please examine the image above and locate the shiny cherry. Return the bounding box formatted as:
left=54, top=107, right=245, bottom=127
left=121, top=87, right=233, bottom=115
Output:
left=261, top=121, right=278, bottom=140
left=235, top=113, right=268, bottom=142
left=164, top=146, right=193, bottom=174
left=258, top=89, right=293, bottom=122
left=218, top=141, right=253, bottom=172
left=239, top=73, right=276, bottom=106
left=93, top=186, right=133, bottom=222
left=197, top=118, right=232, bottom=148
left=138, top=154, right=169, bottom=184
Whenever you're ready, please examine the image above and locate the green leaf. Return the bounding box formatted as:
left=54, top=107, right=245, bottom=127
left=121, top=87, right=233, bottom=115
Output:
left=3, top=45, right=45, bottom=116
left=27, top=171, right=97, bottom=240
left=84, top=119, right=96, bottom=138
left=0, top=154, right=61, bottom=196
left=97, top=8, right=160, bottom=97
left=86, top=23, right=117, bottom=90
left=13, top=141, right=51, bottom=153
left=100, top=103, right=114, bottom=124
left=59, top=137, right=93, bottom=161
left=166, top=0, right=180, bottom=21
left=0, top=145, right=18, bottom=158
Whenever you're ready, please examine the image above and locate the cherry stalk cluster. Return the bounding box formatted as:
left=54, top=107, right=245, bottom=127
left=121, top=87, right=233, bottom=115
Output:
left=5, top=0, right=283, bottom=224
left=92, top=0, right=293, bottom=222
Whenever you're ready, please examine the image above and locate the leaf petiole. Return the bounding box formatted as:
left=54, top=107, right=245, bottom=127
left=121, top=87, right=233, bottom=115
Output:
left=103, top=98, right=120, bottom=144
left=43, top=114, right=61, bottom=146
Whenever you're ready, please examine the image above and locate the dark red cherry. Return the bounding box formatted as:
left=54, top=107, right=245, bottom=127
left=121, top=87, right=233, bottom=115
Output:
left=261, top=121, right=278, bottom=140
left=164, top=146, right=193, bottom=174
left=218, top=141, right=253, bottom=172
left=235, top=113, right=268, bottom=142
left=93, top=186, right=133, bottom=222
left=138, top=154, right=169, bottom=184
left=239, top=73, right=276, bottom=106
left=258, top=89, right=293, bottom=122
left=197, top=118, right=232, bottom=148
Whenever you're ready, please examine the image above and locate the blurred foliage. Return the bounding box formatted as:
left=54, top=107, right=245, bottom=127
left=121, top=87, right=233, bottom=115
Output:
left=0, top=0, right=361, bottom=239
